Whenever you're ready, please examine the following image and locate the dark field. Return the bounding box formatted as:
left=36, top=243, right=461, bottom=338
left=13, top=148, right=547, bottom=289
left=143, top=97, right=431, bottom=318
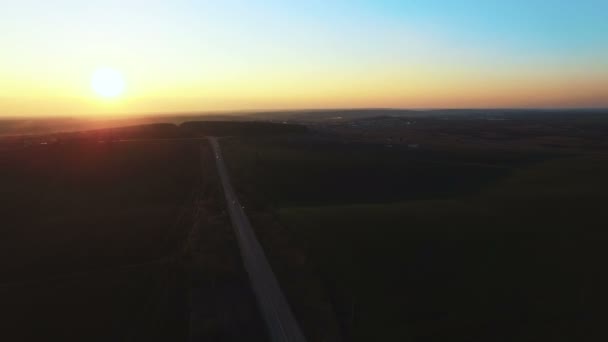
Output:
left=0, top=140, right=198, bottom=340
left=221, top=115, right=608, bottom=341
left=1, top=113, right=607, bottom=342
left=0, top=135, right=265, bottom=341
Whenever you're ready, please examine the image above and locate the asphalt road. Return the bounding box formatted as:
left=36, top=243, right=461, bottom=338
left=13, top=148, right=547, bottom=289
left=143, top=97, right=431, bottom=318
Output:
left=208, top=137, right=307, bottom=342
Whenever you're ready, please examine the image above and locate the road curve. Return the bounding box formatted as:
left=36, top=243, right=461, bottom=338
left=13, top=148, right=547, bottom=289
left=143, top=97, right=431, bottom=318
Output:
left=208, top=137, right=307, bottom=342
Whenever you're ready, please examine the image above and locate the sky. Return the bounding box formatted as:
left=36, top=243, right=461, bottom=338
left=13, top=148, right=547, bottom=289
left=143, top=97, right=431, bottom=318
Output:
left=1, top=0, right=607, bottom=117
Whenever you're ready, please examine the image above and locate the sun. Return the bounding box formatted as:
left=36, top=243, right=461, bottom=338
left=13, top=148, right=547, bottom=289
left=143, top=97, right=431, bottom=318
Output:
left=91, top=67, right=125, bottom=98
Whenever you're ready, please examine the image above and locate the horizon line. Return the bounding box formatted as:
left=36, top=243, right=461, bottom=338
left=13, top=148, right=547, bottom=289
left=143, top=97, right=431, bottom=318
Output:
left=2, top=107, right=608, bottom=120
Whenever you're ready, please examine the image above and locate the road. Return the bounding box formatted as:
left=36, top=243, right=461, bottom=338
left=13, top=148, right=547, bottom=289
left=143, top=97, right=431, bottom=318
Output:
left=208, top=137, right=307, bottom=342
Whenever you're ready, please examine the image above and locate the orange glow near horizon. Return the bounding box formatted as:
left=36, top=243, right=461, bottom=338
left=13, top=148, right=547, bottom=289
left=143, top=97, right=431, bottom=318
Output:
left=1, top=64, right=607, bottom=118
left=1, top=2, right=607, bottom=117
left=2, top=65, right=606, bottom=118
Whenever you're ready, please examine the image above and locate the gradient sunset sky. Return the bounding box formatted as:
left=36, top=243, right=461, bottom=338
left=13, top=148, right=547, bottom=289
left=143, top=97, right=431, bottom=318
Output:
left=1, top=0, right=607, bottom=117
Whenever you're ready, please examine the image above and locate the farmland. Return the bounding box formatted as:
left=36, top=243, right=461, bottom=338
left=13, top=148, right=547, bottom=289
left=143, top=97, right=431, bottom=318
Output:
left=1, top=113, right=607, bottom=341
left=221, top=114, right=608, bottom=341
left=0, top=128, right=266, bottom=341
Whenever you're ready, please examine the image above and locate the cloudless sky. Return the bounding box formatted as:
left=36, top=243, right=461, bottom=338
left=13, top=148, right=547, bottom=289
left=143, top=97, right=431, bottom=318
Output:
left=1, top=0, right=607, bottom=116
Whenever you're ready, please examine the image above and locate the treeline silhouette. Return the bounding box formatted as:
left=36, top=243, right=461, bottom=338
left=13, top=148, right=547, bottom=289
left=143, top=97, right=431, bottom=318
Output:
left=0, top=121, right=308, bottom=147
left=180, top=121, right=307, bottom=136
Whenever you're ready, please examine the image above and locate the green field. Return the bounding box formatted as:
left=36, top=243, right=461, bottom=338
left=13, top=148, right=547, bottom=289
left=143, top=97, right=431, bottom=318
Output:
left=0, top=140, right=200, bottom=340
left=222, top=135, right=607, bottom=341
left=0, top=136, right=268, bottom=341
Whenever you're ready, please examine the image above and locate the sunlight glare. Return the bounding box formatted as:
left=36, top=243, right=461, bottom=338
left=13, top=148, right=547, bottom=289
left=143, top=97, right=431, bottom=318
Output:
left=91, top=68, right=125, bottom=98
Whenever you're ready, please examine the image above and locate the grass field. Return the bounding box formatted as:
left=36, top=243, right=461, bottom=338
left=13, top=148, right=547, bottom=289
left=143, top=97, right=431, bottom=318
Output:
left=222, top=134, right=608, bottom=341
left=221, top=137, right=555, bottom=207
left=1, top=141, right=201, bottom=278
left=0, top=121, right=309, bottom=341
left=0, top=140, right=201, bottom=340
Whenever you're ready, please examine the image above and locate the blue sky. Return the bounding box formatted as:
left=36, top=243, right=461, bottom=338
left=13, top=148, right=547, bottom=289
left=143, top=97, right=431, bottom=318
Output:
left=1, top=0, right=607, bottom=115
